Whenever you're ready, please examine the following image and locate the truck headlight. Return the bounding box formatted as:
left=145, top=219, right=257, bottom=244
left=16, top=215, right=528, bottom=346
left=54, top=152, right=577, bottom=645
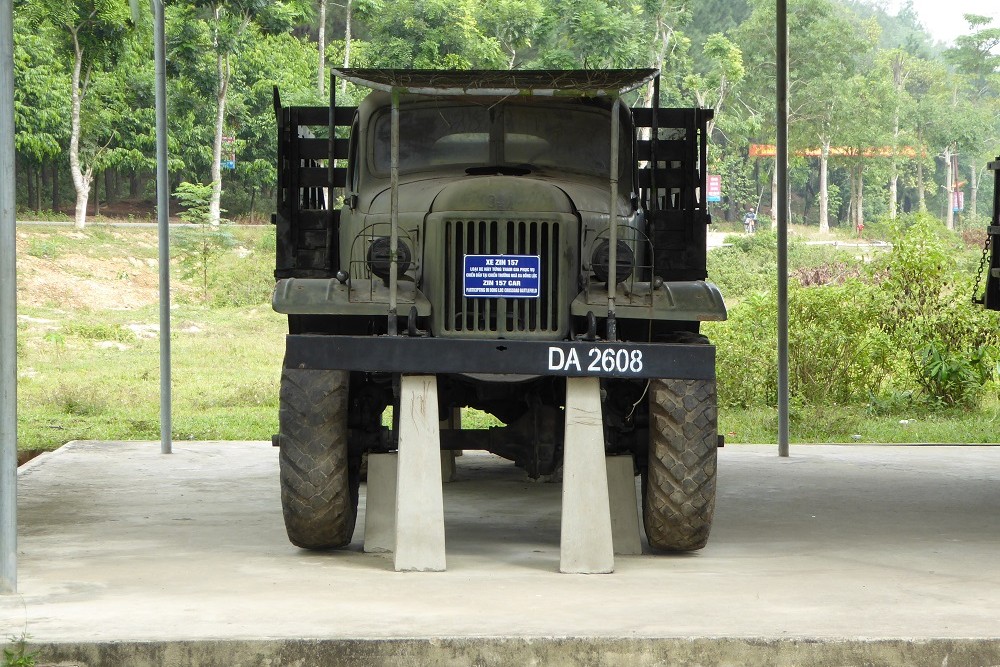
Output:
left=591, top=239, right=634, bottom=284
left=366, top=236, right=412, bottom=282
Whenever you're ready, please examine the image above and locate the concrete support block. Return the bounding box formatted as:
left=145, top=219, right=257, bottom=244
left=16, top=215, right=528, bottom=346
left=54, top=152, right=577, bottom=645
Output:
left=559, top=376, right=615, bottom=574
left=439, top=412, right=459, bottom=483
left=606, top=455, right=642, bottom=555
left=441, top=450, right=457, bottom=483
left=363, top=453, right=397, bottom=554
left=394, top=375, right=446, bottom=572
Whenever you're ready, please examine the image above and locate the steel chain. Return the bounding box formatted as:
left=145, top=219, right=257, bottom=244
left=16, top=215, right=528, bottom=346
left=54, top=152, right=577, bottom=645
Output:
left=973, top=233, right=991, bottom=304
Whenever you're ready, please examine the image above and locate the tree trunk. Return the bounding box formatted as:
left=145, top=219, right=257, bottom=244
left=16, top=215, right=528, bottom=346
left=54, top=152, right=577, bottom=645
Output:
left=249, top=188, right=256, bottom=224
left=69, top=29, right=92, bottom=230
left=890, top=55, right=903, bottom=221
left=771, top=158, right=778, bottom=229
left=944, top=145, right=954, bottom=231
left=916, top=128, right=926, bottom=213
left=105, top=168, right=115, bottom=205
left=640, top=10, right=677, bottom=111
left=92, top=173, right=100, bottom=217
left=51, top=161, right=60, bottom=212
left=889, top=119, right=899, bottom=220
left=889, top=173, right=898, bottom=221
left=818, top=139, right=830, bottom=234
left=209, top=8, right=228, bottom=226
left=970, top=165, right=978, bottom=219
left=857, top=163, right=865, bottom=230
left=341, top=0, right=352, bottom=94
left=317, top=0, right=326, bottom=97
left=916, top=160, right=926, bottom=212
left=130, top=172, right=139, bottom=198
left=847, top=166, right=856, bottom=229
left=41, top=161, right=50, bottom=211
left=26, top=164, right=36, bottom=214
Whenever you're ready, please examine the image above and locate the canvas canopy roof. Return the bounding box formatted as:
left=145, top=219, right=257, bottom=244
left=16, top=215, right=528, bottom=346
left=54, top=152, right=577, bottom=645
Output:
left=331, top=68, right=659, bottom=97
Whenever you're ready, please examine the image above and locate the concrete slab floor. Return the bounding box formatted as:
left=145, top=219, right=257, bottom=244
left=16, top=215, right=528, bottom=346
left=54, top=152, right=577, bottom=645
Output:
left=2, top=441, right=999, bottom=666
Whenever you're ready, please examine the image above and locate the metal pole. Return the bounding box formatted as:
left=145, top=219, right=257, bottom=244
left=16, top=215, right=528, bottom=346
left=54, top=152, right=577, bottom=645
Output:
left=776, top=0, right=790, bottom=457
left=153, top=0, right=172, bottom=454
left=607, top=98, right=621, bottom=342
left=387, top=88, right=399, bottom=336
left=0, top=0, right=19, bottom=593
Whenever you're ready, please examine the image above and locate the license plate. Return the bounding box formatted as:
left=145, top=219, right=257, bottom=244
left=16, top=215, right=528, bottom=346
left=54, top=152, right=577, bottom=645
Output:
left=547, top=345, right=645, bottom=375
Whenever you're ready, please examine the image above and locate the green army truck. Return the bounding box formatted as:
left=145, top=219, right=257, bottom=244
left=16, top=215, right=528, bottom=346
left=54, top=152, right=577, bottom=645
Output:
left=975, top=157, right=1000, bottom=310
left=271, top=69, right=727, bottom=553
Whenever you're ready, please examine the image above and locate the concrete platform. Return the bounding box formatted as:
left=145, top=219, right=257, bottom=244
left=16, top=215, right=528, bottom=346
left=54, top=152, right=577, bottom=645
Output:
left=2, top=441, right=1000, bottom=666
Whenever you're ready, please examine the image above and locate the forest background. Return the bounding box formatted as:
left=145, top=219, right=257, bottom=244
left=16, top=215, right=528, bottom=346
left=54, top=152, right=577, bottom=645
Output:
left=10, top=0, right=1000, bottom=449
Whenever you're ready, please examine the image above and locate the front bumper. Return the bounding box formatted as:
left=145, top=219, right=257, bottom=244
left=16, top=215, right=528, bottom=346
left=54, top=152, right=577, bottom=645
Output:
left=284, top=334, right=715, bottom=380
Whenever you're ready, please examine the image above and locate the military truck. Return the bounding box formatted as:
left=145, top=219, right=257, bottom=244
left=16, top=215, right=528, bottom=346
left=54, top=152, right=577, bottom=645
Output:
left=271, top=69, right=726, bottom=553
left=975, top=157, right=1000, bottom=309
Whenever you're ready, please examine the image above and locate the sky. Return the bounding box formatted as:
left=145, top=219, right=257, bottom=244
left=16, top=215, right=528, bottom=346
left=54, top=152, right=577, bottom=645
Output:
left=880, top=0, right=1000, bottom=45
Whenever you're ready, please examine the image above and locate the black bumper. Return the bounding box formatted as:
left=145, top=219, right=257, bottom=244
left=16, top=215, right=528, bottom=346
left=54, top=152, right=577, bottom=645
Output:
left=284, top=335, right=715, bottom=380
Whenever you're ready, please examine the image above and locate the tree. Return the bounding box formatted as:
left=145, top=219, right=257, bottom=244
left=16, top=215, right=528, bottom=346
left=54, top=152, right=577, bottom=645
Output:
left=683, top=33, right=745, bottom=140
left=794, top=3, right=876, bottom=233
left=230, top=31, right=318, bottom=219
left=900, top=57, right=950, bottom=215
left=85, top=38, right=164, bottom=215
left=170, top=0, right=305, bottom=225
left=736, top=0, right=883, bottom=231
left=836, top=61, right=895, bottom=231
left=477, top=0, right=543, bottom=68
left=355, top=0, right=504, bottom=69
left=12, top=14, right=69, bottom=213
left=317, top=0, right=326, bottom=96
left=531, top=0, right=648, bottom=70
left=883, top=49, right=913, bottom=220
left=946, top=14, right=1000, bottom=221
left=23, top=0, right=135, bottom=228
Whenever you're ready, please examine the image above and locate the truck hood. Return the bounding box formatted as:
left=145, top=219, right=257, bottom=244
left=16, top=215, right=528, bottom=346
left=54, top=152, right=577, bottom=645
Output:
left=361, top=172, right=630, bottom=217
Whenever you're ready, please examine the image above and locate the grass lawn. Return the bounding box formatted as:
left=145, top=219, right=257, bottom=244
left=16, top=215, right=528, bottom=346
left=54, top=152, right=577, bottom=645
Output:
left=12, top=221, right=1000, bottom=453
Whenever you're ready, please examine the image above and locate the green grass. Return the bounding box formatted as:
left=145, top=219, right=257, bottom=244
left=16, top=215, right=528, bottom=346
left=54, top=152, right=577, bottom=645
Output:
left=12, top=222, right=1000, bottom=452
left=16, top=304, right=286, bottom=450
left=720, top=397, right=1000, bottom=444
left=16, top=224, right=284, bottom=451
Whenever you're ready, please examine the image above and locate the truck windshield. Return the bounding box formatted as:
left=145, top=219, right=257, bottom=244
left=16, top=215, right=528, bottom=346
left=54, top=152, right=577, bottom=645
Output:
left=372, top=103, right=617, bottom=178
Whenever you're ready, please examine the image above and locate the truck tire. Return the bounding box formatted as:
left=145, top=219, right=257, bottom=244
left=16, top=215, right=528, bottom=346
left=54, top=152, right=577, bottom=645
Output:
left=644, top=377, right=717, bottom=551
left=279, top=367, right=359, bottom=549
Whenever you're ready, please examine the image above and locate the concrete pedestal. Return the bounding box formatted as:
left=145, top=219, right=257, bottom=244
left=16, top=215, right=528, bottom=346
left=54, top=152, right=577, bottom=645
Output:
left=393, top=375, right=446, bottom=572
left=439, top=411, right=459, bottom=483
left=441, top=450, right=457, bottom=482
left=606, top=455, right=642, bottom=555
left=559, top=377, right=615, bottom=574
left=364, top=450, right=456, bottom=553
left=363, top=453, right=397, bottom=553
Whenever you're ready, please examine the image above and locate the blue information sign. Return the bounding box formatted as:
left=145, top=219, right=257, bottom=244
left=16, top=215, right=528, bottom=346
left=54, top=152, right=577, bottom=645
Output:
left=463, top=255, right=540, bottom=298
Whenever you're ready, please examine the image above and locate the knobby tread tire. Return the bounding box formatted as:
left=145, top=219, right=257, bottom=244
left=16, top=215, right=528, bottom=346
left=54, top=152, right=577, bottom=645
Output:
left=279, top=367, right=358, bottom=549
left=644, top=377, right=718, bottom=551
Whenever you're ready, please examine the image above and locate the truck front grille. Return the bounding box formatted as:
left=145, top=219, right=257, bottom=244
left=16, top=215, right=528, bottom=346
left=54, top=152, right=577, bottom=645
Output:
left=441, top=219, right=566, bottom=337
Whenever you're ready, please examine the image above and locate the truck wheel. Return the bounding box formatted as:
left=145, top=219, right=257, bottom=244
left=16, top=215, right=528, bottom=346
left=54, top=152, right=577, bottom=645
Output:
left=279, top=367, right=359, bottom=549
left=643, top=377, right=717, bottom=551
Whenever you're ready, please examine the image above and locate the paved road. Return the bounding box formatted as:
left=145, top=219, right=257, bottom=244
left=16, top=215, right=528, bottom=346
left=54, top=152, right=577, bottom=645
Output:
left=2, top=441, right=998, bottom=665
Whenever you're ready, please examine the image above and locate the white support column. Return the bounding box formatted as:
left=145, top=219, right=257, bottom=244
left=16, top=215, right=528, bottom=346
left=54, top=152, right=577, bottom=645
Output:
left=439, top=410, right=459, bottom=482
left=441, top=450, right=457, bottom=483
left=606, top=455, right=642, bottom=555
left=394, top=375, right=446, bottom=572
left=560, top=377, right=614, bottom=574
left=363, top=452, right=397, bottom=553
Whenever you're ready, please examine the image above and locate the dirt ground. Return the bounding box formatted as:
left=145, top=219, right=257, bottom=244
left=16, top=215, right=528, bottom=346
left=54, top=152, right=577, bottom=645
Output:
left=15, top=229, right=169, bottom=311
